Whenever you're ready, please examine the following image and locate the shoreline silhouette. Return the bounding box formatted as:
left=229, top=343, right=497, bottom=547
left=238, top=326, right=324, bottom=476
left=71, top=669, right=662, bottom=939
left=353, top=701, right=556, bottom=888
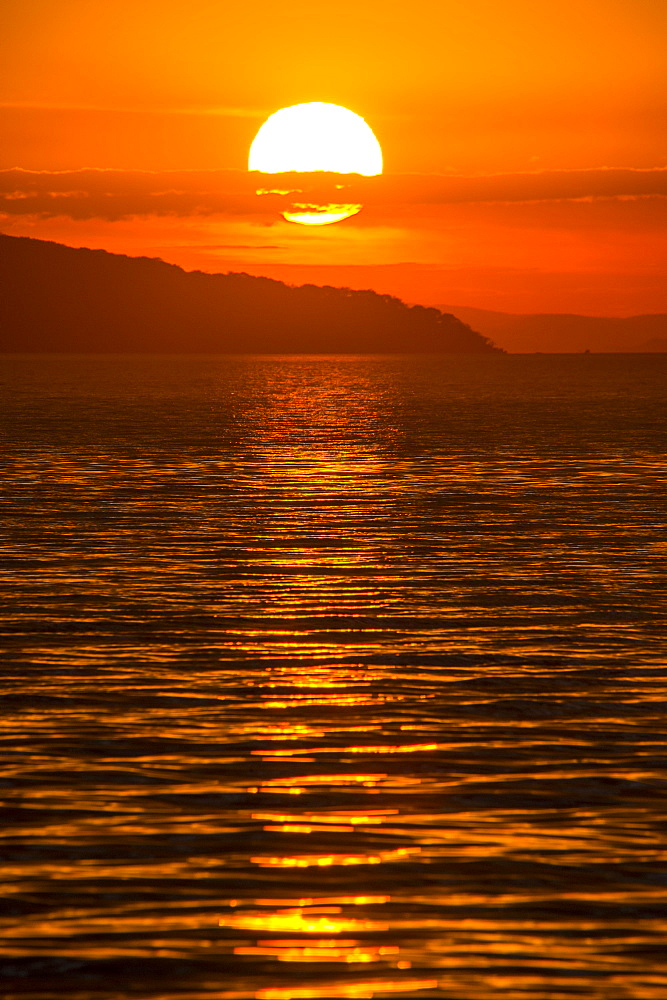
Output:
left=1, top=234, right=499, bottom=355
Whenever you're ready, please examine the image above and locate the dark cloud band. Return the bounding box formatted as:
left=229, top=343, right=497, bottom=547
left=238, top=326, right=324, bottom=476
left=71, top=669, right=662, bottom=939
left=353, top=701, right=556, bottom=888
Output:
left=1, top=167, right=665, bottom=221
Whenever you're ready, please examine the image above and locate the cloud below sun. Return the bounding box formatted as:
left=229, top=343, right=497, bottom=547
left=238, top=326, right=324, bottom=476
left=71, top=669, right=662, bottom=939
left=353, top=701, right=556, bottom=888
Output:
left=2, top=166, right=666, bottom=222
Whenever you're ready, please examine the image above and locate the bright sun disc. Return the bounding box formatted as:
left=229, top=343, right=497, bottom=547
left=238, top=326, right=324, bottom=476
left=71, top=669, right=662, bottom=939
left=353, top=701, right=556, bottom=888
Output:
left=249, top=102, right=382, bottom=175
left=249, top=102, right=382, bottom=226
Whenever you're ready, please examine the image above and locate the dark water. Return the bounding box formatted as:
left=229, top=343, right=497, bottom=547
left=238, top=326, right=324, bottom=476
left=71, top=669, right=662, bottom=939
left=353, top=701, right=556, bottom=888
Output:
left=1, top=353, right=666, bottom=1000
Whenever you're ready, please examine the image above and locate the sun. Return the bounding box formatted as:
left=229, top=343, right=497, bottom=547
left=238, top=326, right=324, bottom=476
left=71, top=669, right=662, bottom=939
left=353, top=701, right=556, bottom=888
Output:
left=248, top=102, right=382, bottom=226
left=249, top=102, right=382, bottom=175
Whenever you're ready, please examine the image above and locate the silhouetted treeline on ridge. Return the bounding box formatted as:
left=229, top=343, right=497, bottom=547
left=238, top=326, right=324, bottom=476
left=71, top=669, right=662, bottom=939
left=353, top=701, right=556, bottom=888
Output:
left=0, top=234, right=499, bottom=353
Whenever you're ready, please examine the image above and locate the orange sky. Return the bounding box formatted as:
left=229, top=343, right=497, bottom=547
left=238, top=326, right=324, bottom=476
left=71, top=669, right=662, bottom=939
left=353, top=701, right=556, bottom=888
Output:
left=2, top=0, right=666, bottom=314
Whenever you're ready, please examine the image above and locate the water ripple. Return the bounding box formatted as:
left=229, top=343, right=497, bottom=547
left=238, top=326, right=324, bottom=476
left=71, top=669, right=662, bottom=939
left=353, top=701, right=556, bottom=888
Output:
left=1, top=354, right=666, bottom=999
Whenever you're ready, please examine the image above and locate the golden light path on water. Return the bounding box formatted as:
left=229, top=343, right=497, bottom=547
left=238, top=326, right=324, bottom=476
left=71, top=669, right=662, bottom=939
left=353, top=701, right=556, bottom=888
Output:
left=0, top=355, right=666, bottom=1000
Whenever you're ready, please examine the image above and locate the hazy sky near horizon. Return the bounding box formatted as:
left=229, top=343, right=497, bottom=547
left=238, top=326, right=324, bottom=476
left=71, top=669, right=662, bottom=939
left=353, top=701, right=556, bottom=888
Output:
left=2, top=0, right=666, bottom=314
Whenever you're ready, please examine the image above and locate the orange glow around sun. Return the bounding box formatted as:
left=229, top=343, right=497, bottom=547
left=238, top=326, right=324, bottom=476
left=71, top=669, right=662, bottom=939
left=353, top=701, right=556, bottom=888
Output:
left=1, top=0, right=666, bottom=314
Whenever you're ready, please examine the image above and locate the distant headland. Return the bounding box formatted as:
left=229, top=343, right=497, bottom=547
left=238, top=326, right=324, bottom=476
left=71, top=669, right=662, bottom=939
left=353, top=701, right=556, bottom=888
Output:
left=0, top=234, right=499, bottom=354
left=440, top=304, right=667, bottom=354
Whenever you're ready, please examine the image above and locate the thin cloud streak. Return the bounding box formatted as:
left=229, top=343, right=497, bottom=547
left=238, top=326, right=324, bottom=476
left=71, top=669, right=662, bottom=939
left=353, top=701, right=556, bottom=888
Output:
left=0, top=102, right=264, bottom=116
left=1, top=167, right=666, bottom=221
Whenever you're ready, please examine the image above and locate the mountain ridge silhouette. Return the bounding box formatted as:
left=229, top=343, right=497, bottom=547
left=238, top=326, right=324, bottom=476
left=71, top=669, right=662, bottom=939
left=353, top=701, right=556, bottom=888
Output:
left=0, top=234, right=499, bottom=354
left=439, top=303, right=667, bottom=353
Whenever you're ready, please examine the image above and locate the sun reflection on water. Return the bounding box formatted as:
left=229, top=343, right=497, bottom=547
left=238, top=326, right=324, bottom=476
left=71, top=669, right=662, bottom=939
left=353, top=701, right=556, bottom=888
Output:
left=2, top=355, right=666, bottom=999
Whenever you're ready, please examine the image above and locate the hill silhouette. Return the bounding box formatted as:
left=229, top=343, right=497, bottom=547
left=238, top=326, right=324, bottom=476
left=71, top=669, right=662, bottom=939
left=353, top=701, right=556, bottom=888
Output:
left=439, top=304, right=667, bottom=353
left=0, top=234, right=498, bottom=354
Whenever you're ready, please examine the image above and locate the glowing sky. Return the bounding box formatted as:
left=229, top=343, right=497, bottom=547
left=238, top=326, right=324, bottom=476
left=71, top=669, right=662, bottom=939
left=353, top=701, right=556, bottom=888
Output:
left=1, top=0, right=665, bottom=314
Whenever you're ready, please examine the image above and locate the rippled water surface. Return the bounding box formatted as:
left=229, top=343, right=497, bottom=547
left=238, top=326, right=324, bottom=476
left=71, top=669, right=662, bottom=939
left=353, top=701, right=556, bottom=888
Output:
left=1, top=353, right=666, bottom=1000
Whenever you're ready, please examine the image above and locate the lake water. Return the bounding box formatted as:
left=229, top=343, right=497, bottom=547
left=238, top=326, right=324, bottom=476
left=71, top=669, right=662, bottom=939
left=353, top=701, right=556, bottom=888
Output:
left=1, top=353, right=666, bottom=1000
